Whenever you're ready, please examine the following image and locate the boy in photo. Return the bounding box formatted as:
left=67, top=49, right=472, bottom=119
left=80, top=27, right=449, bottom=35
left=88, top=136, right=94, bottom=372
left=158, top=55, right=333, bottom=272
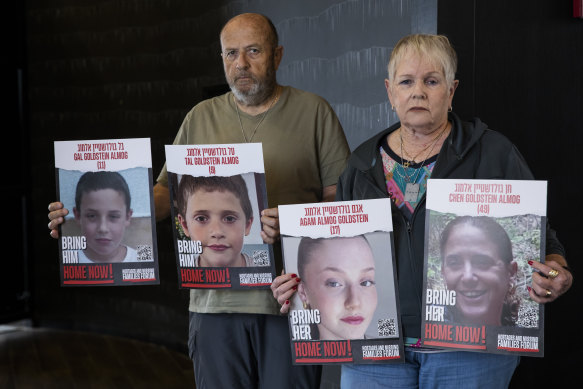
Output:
left=73, top=171, right=136, bottom=263
left=177, top=175, right=255, bottom=267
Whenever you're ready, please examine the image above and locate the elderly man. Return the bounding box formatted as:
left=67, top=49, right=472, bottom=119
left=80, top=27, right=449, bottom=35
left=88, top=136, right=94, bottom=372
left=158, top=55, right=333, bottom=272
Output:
left=49, top=13, right=350, bottom=388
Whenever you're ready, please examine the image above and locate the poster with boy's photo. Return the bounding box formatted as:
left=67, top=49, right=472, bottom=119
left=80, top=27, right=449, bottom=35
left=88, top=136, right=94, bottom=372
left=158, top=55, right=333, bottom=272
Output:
left=54, top=138, right=159, bottom=287
left=279, top=199, right=404, bottom=365
left=165, top=143, right=275, bottom=289
left=421, top=179, right=547, bottom=357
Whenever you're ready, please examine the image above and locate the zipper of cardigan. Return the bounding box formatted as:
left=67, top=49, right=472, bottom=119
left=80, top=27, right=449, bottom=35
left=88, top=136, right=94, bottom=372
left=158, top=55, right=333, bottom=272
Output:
left=407, top=196, right=425, bottom=309
left=399, top=206, right=419, bottom=304
left=411, top=194, right=427, bottom=227
left=408, top=193, right=426, bottom=279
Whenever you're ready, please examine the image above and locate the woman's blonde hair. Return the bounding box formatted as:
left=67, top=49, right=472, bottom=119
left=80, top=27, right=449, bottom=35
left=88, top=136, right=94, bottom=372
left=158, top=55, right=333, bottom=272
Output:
left=387, top=34, right=458, bottom=87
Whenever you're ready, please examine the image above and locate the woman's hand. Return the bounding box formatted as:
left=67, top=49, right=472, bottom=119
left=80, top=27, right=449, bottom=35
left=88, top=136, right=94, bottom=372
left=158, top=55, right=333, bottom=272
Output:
left=48, top=202, right=68, bottom=239
left=271, top=271, right=301, bottom=314
left=528, top=254, right=573, bottom=303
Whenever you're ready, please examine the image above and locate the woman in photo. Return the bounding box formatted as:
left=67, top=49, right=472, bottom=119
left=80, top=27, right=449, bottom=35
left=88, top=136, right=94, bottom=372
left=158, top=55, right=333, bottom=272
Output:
left=296, top=235, right=378, bottom=340
left=440, top=216, right=518, bottom=326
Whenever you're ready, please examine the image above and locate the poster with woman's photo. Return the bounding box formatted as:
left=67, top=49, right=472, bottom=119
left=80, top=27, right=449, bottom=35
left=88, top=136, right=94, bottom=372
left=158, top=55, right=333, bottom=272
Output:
left=54, top=138, right=159, bottom=287
left=279, top=199, right=403, bottom=365
left=421, top=179, right=547, bottom=356
left=165, top=143, right=274, bottom=289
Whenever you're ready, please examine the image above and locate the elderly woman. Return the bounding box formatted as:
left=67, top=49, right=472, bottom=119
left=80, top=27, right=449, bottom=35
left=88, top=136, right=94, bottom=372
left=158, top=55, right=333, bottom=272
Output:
left=272, top=34, right=572, bottom=388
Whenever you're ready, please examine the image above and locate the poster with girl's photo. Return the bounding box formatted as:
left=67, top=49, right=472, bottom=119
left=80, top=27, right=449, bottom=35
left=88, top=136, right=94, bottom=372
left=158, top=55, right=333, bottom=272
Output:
left=54, top=138, right=159, bottom=286
left=279, top=199, right=403, bottom=365
left=421, top=179, right=547, bottom=356
left=165, top=143, right=275, bottom=289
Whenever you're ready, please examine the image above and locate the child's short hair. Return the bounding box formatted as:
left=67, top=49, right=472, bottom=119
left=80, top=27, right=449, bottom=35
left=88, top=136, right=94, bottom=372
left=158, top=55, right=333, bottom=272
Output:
left=75, top=171, right=131, bottom=212
left=177, top=175, right=253, bottom=221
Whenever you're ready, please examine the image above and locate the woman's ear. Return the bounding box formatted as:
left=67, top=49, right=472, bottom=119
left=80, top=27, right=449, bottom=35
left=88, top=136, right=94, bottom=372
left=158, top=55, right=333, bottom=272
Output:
left=509, top=261, right=518, bottom=278
left=297, top=282, right=310, bottom=307
left=448, top=79, right=459, bottom=104
left=385, top=79, right=394, bottom=107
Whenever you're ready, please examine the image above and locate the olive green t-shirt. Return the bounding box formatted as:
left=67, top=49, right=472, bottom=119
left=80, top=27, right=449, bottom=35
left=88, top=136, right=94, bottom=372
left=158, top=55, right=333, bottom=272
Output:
left=158, top=86, right=350, bottom=315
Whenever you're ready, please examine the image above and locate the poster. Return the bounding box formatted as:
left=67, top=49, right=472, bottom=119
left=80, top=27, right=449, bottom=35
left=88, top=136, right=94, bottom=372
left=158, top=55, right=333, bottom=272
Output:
left=165, top=143, right=275, bottom=289
left=279, top=199, right=403, bottom=365
left=421, top=179, right=547, bottom=356
left=54, top=138, right=159, bottom=286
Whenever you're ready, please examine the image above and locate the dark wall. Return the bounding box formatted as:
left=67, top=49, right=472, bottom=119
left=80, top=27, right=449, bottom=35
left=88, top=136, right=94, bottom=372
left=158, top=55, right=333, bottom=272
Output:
left=273, top=0, right=437, bottom=149
left=1, top=2, right=30, bottom=323
left=439, top=1, right=582, bottom=386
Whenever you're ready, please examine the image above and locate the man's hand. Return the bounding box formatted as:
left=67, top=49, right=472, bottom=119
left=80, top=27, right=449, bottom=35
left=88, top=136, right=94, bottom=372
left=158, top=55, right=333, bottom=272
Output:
left=260, top=207, right=279, bottom=244
left=322, top=184, right=337, bottom=202
left=153, top=183, right=171, bottom=221
left=48, top=202, right=68, bottom=239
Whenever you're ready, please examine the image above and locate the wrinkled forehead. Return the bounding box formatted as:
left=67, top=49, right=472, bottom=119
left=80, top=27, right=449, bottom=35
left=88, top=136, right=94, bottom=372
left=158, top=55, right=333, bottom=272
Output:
left=220, top=16, right=272, bottom=49
left=392, top=47, right=445, bottom=78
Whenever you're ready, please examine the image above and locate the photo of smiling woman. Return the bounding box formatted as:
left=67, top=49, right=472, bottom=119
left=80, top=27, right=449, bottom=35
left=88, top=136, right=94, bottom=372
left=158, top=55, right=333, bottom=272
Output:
left=439, top=216, right=520, bottom=326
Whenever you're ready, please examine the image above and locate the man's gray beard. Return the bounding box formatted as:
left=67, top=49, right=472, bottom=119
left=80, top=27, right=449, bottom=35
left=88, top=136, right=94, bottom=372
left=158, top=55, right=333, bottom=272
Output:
left=229, top=65, right=277, bottom=107
left=230, top=78, right=276, bottom=107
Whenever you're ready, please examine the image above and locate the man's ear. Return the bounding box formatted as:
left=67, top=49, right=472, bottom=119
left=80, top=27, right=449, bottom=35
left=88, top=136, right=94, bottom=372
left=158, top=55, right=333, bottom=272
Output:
left=273, top=45, right=284, bottom=70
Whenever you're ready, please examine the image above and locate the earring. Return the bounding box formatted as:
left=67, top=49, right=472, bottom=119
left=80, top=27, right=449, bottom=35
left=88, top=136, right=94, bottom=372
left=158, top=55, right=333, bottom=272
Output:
left=391, top=105, right=395, bottom=112
left=448, top=106, right=453, bottom=112
left=303, top=301, right=308, bottom=309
